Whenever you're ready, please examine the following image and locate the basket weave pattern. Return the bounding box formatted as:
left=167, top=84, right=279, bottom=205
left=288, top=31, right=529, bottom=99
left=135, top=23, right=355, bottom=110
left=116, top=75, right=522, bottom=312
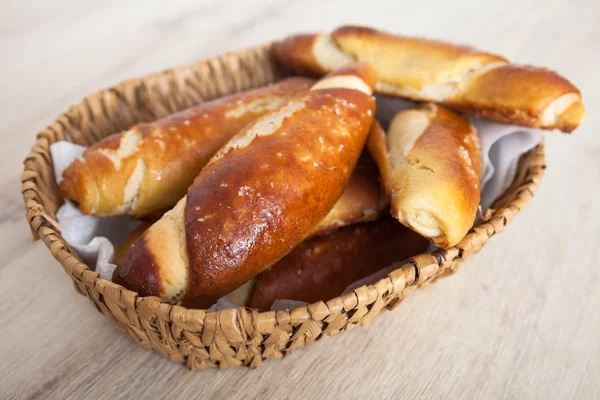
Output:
left=21, top=44, right=546, bottom=370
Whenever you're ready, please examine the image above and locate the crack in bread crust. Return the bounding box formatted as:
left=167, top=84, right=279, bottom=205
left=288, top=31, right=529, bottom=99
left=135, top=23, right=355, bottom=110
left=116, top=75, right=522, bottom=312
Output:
left=212, top=98, right=308, bottom=161
left=113, top=65, right=377, bottom=307
left=96, top=128, right=142, bottom=171
left=144, top=197, right=189, bottom=302
left=369, top=104, right=481, bottom=248
left=59, top=78, right=315, bottom=217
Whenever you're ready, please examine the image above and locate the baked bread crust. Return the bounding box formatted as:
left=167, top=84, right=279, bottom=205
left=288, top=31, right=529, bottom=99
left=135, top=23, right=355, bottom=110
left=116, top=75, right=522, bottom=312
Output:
left=274, top=26, right=585, bottom=132
left=248, top=218, right=429, bottom=310
left=59, top=77, right=315, bottom=218
left=367, top=105, right=482, bottom=248
left=113, top=63, right=378, bottom=307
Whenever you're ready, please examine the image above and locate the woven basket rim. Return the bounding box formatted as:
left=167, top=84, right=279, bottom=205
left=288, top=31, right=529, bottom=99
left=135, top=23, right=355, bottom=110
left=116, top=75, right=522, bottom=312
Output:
left=20, top=43, right=547, bottom=331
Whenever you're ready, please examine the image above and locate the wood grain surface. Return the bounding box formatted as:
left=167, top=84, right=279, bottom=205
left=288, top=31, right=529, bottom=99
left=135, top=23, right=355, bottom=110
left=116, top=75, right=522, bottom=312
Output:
left=1, top=0, right=599, bottom=398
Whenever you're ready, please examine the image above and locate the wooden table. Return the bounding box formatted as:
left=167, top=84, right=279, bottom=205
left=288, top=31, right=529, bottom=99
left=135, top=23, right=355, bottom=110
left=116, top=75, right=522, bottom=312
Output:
left=2, top=0, right=599, bottom=398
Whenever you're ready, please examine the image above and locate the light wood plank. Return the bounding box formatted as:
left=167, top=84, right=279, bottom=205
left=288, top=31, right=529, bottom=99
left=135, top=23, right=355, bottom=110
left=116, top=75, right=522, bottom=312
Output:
left=1, top=0, right=598, bottom=398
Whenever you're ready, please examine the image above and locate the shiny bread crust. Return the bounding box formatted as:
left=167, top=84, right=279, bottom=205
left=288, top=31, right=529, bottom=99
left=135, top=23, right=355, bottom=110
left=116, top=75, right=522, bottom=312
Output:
left=112, top=228, right=161, bottom=298
left=114, top=64, right=377, bottom=307
left=274, top=26, right=584, bottom=132
left=111, top=156, right=385, bottom=264
left=368, top=104, right=482, bottom=248
left=59, top=77, right=315, bottom=218
left=183, top=91, right=375, bottom=307
left=112, top=153, right=385, bottom=301
left=248, top=219, right=429, bottom=310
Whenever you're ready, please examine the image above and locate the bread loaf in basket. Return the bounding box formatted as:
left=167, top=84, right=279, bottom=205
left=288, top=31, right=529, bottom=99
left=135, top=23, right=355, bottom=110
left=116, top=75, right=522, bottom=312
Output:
left=21, top=43, right=546, bottom=370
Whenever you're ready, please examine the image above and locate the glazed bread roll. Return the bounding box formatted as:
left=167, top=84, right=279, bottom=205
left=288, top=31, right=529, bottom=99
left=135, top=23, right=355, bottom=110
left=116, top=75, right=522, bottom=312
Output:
left=113, top=63, right=377, bottom=308
left=248, top=219, right=429, bottom=310
left=112, top=155, right=385, bottom=263
left=367, top=105, right=482, bottom=248
left=59, top=77, right=314, bottom=218
left=274, top=26, right=585, bottom=132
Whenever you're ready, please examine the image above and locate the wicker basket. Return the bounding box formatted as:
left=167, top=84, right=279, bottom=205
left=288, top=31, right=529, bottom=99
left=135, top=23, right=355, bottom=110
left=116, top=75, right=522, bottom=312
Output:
left=21, top=43, right=546, bottom=370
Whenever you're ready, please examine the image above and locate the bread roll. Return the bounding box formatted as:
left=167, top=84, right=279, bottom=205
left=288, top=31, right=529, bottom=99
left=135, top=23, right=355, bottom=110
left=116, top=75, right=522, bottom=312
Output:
left=113, top=63, right=378, bottom=308
left=59, top=78, right=314, bottom=218
left=112, top=154, right=385, bottom=263
left=367, top=105, right=482, bottom=248
left=274, top=26, right=584, bottom=132
left=248, top=219, right=429, bottom=310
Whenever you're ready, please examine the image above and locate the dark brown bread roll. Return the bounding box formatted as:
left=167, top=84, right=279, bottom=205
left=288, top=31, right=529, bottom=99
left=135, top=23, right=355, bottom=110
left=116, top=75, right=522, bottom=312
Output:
left=113, top=63, right=378, bottom=308
left=112, top=153, right=386, bottom=263
left=248, top=219, right=429, bottom=310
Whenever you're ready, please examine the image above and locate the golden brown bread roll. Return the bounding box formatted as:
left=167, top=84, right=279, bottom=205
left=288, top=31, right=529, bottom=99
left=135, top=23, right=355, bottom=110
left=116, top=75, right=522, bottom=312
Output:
left=274, top=26, right=585, bottom=132
left=248, top=219, right=429, bottom=310
left=112, top=155, right=385, bottom=263
left=59, top=77, right=315, bottom=218
left=113, top=63, right=378, bottom=308
left=367, top=105, right=482, bottom=248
